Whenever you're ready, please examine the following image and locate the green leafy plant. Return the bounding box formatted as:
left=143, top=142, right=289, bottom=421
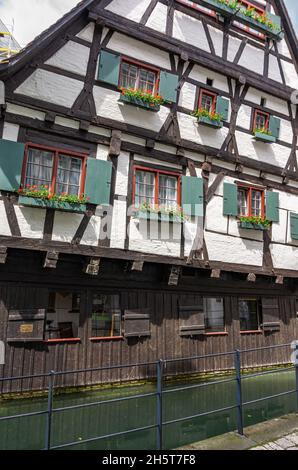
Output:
left=18, top=185, right=89, bottom=204
left=136, top=202, right=189, bottom=222
left=214, top=0, right=280, bottom=31
left=120, top=87, right=164, bottom=106
left=239, top=215, right=271, bottom=228
left=253, top=127, right=273, bottom=136
left=192, top=107, right=222, bottom=123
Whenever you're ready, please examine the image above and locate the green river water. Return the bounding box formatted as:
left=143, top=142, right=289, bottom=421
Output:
left=0, top=368, right=296, bottom=450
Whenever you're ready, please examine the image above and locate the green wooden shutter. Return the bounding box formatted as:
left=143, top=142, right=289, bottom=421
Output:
left=290, top=213, right=298, bottom=240
left=223, top=182, right=238, bottom=216
left=266, top=191, right=279, bottom=223
left=0, top=139, right=25, bottom=192
left=182, top=176, right=203, bottom=217
left=97, top=51, right=121, bottom=86
left=85, top=158, right=112, bottom=205
left=216, top=96, right=229, bottom=121
left=159, top=71, right=179, bottom=103
left=269, top=116, right=280, bottom=139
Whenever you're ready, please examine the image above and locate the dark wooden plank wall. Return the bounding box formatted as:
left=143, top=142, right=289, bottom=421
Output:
left=0, top=250, right=297, bottom=392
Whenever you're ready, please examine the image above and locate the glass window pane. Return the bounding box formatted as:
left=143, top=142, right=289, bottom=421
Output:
left=158, top=175, right=178, bottom=210
left=45, top=292, right=80, bottom=339
left=135, top=170, right=155, bottom=207
left=238, top=189, right=248, bottom=216
left=200, top=92, right=213, bottom=112
left=119, top=62, right=138, bottom=90
left=25, top=148, right=54, bottom=188
left=204, top=298, right=225, bottom=333
left=239, top=299, right=261, bottom=331
left=255, top=113, right=267, bottom=130
left=56, top=155, right=82, bottom=196
left=251, top=190, right=262, bottom=217
left=91, top=294, right=121, bottom=338
left=139, top=68, right=156, bottom=94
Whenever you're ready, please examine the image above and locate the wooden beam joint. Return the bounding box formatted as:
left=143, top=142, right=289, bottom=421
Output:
left=0, top=246, right=7, bottom=264
left=168, top=266, right=181, bottom=286
left=84, top=257, right=101, bottom=276
left=43, top=251, right=59, bottom=269
left=109, top=130, right=122, bottom=156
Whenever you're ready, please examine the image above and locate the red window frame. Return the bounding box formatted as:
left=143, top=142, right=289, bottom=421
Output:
left=118, top=57, right=160, bottom=96
left=198, top=88, right=217, bottom=113
left=176, top=0, right=217, bottom=18
left=21, top=143, right=87, bottom=197
left=237, top=184, right=265, bottom=218
left=253, top=109, right=270, bottom=131
left=132, top=166, right=181, bottom=208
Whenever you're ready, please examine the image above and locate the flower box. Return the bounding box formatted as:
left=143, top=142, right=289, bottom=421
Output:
left=254, top=132, right=276, bottom=144
left=239, top=221, right=268, bottom=231
left=197, top=115, right=223, bottom=128
left=133, top=210, right=183, bottom=224
left=201, top=0, right=282, bottom=41
left=18, top=196, right=87, bottom=213
left=119, top=94, right=160, bottom=112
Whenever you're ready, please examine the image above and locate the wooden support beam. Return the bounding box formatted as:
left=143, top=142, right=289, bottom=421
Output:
left=0, top=246, right=7, bottom=264
left=131, top=259, right=145, bottom=272
left=275, top=275, right=284, bottom=285
left=109, top=129, right=122, bottom=156
left=247, top=273, right=256, bottom=282
left=45, top=111, right=56, bottom=124
left=43, top=251, right=59, bottom=269
left=146, top=138, right=155, bottom=149
left=84, top=257, right=100, bottom=276
left=168, top=266, right=181, bottom=286
left=79, top=120, right=90, bottom=132
left=211, top=269, right=221, bottom=279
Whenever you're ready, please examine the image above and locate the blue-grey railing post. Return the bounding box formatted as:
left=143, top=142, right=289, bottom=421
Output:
left=234, top=349, right=244, bottom=435
left=45, top=371, right=55, bottom=450
left=156, top=359, right=163, bottom=450
left=295, top=343, right=298, bottom=411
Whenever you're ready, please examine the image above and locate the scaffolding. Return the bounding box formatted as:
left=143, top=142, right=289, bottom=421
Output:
left=0, top=19, right=20, bottom=60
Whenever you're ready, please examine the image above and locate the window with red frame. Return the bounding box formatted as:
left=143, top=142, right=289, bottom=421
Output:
left=253, top=109, right=270, bottom=132
left=237, top=186, right=265, bottom=218
left=23, top=145, right=86, bottom=197
left=134, top=167, right=180, bottom=211
left=119, top=60, right=159, bottom=95
left=177, top=0, right=216, bottom=18
left=198, top=89, right=217, bottom=113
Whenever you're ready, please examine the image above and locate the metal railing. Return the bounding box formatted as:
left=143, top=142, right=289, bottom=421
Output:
left=0, top=342, right=297, bottom=450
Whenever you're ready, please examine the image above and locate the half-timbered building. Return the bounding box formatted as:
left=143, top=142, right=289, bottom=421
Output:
left=0, top=0, right=297, bottom=389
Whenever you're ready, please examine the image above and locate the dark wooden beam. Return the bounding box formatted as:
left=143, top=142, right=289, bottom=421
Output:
left=109, top=129, right=122, bottom=156
left=0, top=246, right=7, bottom=264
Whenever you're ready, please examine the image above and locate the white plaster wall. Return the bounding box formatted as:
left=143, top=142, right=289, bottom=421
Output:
left=178, top=112, right=229, bottom=148
left=279, top=191, right=298, bottom=212
left=268, top=54, right=283, bottom=83
left=271, top=244, right=298, bottom=271
left=179, top=82, right=196, bottom=110
left=235, top=130, right=290, bottom=169
left=16, top=69, right=84, bottom=108
left=173, top=11, right=210, bottom=53
left=228, top=217, right=264, bottom=242
left=205, top=196, right=227, bottom=234
left=15, top=206, right=45, bottom=239
left=110, top=199, right=127, bottom=249
left=227, top=36, right=242, bottom=63
left=115, top=151, right=129, bottom=196
left=183, top=218, right=199, bottom=257
left=45, top=41, right=90, bottom=77
left=279, top=119, right=293, bottom=145
left=80, top=216, right=102, bottom=246
left=236, top=104, right=252, bottom=130
left=0, top=201, right=11, bottom=236
left=52, top=212, right=84, bottom=243
left=244, top=88, right=289, bottom=116
left=96, top=144, right=109, bottom=161
left=76, top=23, right=95, bottom=42
left=146, top=2, right=167, bottom=34
left=93, top=86, right=169, bottom=132
left=189, top=65, right=229, bottom=93
left=128, top=218, right=181, bottom=257
left=208, top=25, right=223, bottom=57
left=55, top=116, right=80, bottom=130
left=6, top=104, right=45, bottom=121
left=2, top=122, right=19, bottom=141
left=205, top=231, right=264, bottom=266
left=271, top=209, right=288, bottom=244
left=106, top=0, right=151, bottom=22
left=281, top=60, right=298, bottom=90
left=107, top=33, right=171, bottom=70
left=277, top=38, right=292, bottom=59
left=238, top=45, right=264, bottom=76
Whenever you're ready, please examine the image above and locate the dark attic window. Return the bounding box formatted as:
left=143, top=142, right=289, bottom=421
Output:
left=206, top=78, right=213, bottom=87
left=260, top=97, right=267, bottom=108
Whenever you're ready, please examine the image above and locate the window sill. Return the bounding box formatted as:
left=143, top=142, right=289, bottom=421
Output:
left=89, top=336, right=124, bottom=341
left=44, top=338, right=81, bottom=343
left=254, top=132, right=276, bottom=144
left=239, top=221, right=269, bottom=231
left=205, top=332, right=228, bottom=336
left=240, top=330, right=263, bottom=335
left=18, top=196, right=87, bottom=213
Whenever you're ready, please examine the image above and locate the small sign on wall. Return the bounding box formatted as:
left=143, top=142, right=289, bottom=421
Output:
left=0, top=341, right=4, bottom=365
left=20, top=324, right=34, bottom=334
